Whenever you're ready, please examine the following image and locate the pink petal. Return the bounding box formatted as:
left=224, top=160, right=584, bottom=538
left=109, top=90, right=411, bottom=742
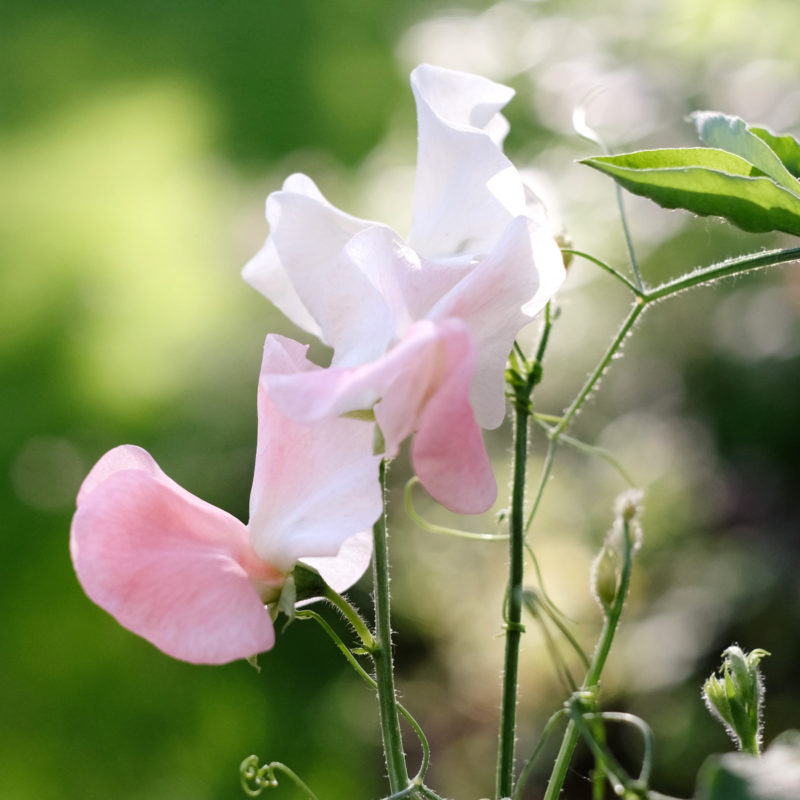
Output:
left=380, top=320, right=497, bottom=514
left=71, top=447, right=281, bottom=664
left=408, top=64, right=526, bottom=261
left=428, top=215, right=565, bottom=429
left=263, top=322, right=496, bottom=515
left=248, top=336, right=382, bottom=578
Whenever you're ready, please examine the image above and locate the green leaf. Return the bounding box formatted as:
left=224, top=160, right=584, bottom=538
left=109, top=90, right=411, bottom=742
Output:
left=696, top=731, right=800, bottom=800
left=692, top=111, right=800, bottom=196
left=751, top=126, right=800, bottom=178
left=581, top=149, right=800, bottom=238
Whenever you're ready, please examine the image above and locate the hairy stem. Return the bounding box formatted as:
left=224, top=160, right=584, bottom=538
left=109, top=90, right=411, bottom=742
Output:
left=372, top=460, right=410, bottom=794
left=644, top=245, right=800, bottom=302
left=496, top=400, right=530, bottom=799
left=550, top=246, right=800, bottom=447
left=555, top=301, right=645, bottom=438
left=531, top=245, right=800, bottom=800
left=543, top=518, right=635, bottom=800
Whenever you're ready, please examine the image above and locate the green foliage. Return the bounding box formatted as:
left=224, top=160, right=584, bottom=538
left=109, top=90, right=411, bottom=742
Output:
left=750, top=127, right=800, bottom=178
left=582, top=114, right=800, bottom=238
left=691, top=112, right=800, bottom=193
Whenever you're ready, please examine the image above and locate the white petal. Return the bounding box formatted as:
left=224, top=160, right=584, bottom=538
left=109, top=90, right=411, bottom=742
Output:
left=265, top=176, right=408, bottom=364
left=428, top=216, right=565, bottom=429
left=408, top=64, right=526, bottom=260
left=301, top=530, right=373, bottom=594
left=242, top=236, right=323, bottom=338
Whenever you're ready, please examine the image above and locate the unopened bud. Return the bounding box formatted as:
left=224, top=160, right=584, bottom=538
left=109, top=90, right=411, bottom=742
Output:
left=591, top=545, right=621, bottom=612
left=615, top=489, right=643, bottom=523
left=702, top=645, right=769, bottom=756
left=590, top=490, right=644, bottom=617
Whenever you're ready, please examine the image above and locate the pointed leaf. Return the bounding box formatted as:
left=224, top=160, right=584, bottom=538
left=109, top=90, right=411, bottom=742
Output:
left=582, top=149, right=800, bottom=238
left=751, top=126, right=800, bottom=178
left=692, top=111, right=800, bottom=196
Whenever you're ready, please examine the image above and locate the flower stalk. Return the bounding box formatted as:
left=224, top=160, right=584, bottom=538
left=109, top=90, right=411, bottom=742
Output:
left=496, top=398, right=530, bottom=799
left=496, top=313, right=551, bottom=799
left=372, top=460, right=410, bottom=794
left=542, top=504, right=638, bottom=800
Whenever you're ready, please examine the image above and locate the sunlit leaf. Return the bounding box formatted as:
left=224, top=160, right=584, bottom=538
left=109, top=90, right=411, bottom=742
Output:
left=751, top=126, right=800, bottom=178
left=581, top=149, right=800, bottom=237
left=691, top=111, right=800, bottom=196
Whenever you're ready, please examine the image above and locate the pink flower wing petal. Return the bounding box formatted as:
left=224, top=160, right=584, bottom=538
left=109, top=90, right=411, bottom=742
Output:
left=263, top=323, right=495, bottom=515
left=248, top=336, right=382, bottom=578
left=380, top=320, right=497, bottom=514
left=428, top=216, right=565, bottom=429
left=262, top=323, right=447, bottom=452
left=71, top=458, right=279, bottom=665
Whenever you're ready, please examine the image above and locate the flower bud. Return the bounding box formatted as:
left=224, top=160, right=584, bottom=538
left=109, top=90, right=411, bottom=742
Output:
left=591, top=545, right=621, bottom=612
left=702, top=645, right=770, bottom=756
left=616, top=489, right=642, bottom=522
left=590, top=490, right=644, bottom=617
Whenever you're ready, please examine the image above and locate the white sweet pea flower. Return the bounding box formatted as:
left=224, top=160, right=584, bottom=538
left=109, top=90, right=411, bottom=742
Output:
left=244, top=64, right=565, bottom=513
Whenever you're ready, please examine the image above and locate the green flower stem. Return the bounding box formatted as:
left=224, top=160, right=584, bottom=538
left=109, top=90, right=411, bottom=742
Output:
left=586, top=712, right=654, bottom=785
left=405, top=477, right=508, bottom=542
left=297, top=608, right=431, bottom=785
left=323, top=585, right=375, bottom=651
left=644, top=245, right=800, bottom=302
left=534, top=301, right=554, bottom=362
left=616, top=184, right=644, bottom=292
left=496, top=399, right=530, bottom=799
left=561, top=249, right=644, bottom=296
left=513, top=710, right=568, bottom=800
left=543, top=518, right=635, bottom=800
left=555, top=301, right=646, bottom=439
left=547, top=246, right=800, bottom=459
left=524, top=438, right=558, bottom=535
left=296, top=608, right=373, bottom=686
left=372, top=460, right=410, bottom=794
left=525, top=246, right=800, bottom=800
left=568, top=708, right=632, bottom=797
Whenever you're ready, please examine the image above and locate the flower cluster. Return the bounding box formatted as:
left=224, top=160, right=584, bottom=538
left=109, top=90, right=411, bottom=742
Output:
left=70, top=64, right=565, bottom=664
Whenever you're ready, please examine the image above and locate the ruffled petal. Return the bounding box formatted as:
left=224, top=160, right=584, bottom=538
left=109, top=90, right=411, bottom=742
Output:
left=242, top=237, right=323, bottom=339
left=428, top=215, right=566, bottom=429
left=408, top=64, right=526, bottom=260
left=248, top=336, right=382, bottom=577
left=71, top=446, right=280, bottom=665
left=246, top=174, right=402, bottom=365
left=242, top=175, right=327, bottom=337
left=379, top=320, right=497, bottom=514
left=263, top=322, right=496, bottom=514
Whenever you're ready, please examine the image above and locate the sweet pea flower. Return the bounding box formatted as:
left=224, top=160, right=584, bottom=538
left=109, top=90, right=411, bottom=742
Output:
left=70, top=335, right=382, bottom=665
left=243, top=64, right=565, bottom=514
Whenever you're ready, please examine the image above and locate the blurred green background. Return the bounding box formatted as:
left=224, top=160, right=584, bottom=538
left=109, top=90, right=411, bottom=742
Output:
left=3, top=1, right=800, bottom=798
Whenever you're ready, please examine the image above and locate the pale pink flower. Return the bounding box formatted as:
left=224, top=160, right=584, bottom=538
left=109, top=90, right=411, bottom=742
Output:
left=243, top=65, right=565, bottom=513
left=70, top=335, right=382, bottom=665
